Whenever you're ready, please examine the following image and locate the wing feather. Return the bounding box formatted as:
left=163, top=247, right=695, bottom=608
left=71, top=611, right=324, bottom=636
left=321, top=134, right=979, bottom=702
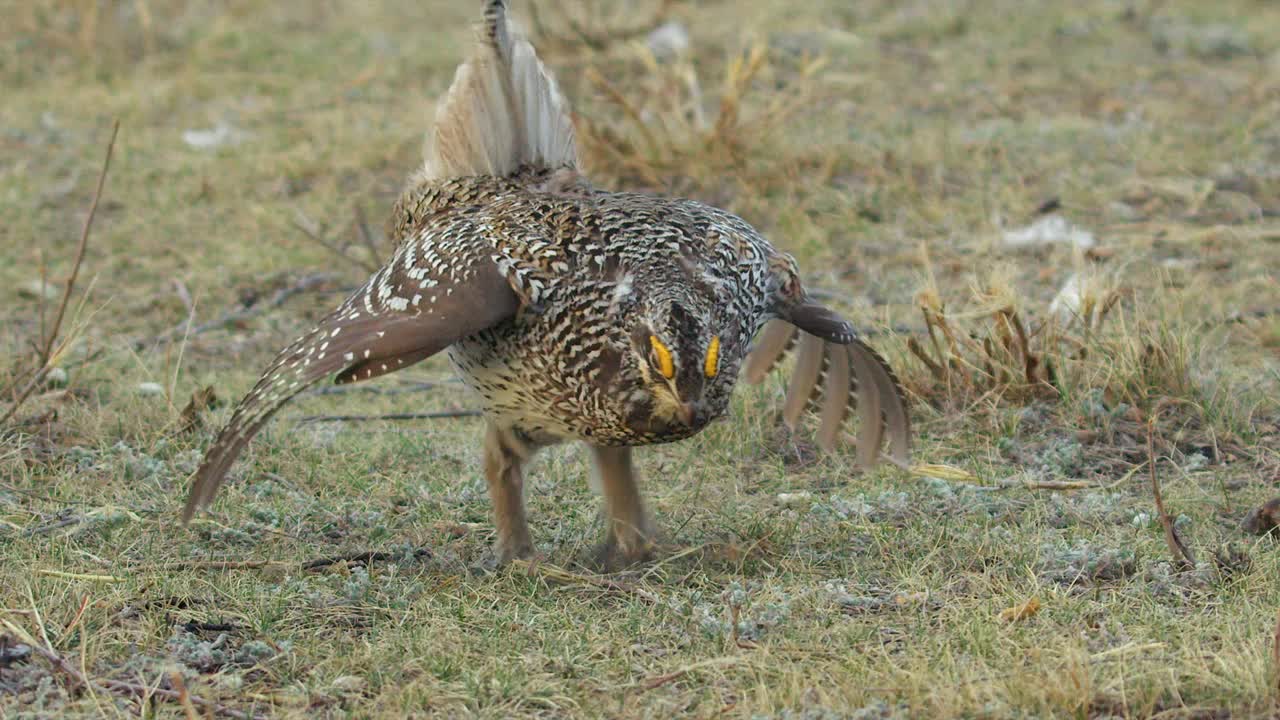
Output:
left=743, top=302, right=912, bottom=466
left=181, top=219, right=519, bottom=522
left=844, top=340, right=885, bottom=466
left=782, top=333, right=824, bottom=429
left=816, top=343, right=851, bottom=451
left=743, top=320, right=796, bottom=383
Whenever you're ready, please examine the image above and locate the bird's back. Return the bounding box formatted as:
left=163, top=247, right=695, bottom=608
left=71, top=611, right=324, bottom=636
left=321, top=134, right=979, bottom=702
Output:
left=386, top=175, right=777, bottom=445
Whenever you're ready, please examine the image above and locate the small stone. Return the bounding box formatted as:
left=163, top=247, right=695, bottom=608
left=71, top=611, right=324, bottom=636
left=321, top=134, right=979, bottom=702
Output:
left=331, top=675, right=366, bottom=693
left=646, top=22, right=689, bottom=59
left=233, top=640, right=276, bottom=666
left=137, top=382, right=165, bottom=396
left=182, top=122, right=248, bottom=151
left=1161, top=257, right=1198, bottom=270
left=45, top=367, right=68, bottom=387
left=776, top=491, right=813, bottom=508
left=1002, top=215, right=1096, bottom=250
left=1183, top=452, right=1209, bottom=472
left=1107, top=201, right=1141, bottom=221
left=214, top=673, right=244, bottom=691
left=1049, top=273, right=1085, bottom=323
left=0, top=643, right=32, bottom=667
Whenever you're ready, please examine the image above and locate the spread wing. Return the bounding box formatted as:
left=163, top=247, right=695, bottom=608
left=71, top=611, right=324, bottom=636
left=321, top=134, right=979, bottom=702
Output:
left=744, top=305, right=911, bottom=466
left=181, top=216, right=519, bottom=522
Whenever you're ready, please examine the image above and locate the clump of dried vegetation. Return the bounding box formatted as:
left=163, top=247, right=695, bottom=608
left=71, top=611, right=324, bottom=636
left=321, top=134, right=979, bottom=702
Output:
left=576, top=41, right=827, bottom=196
left=901, top=256, right=1269, bottom=468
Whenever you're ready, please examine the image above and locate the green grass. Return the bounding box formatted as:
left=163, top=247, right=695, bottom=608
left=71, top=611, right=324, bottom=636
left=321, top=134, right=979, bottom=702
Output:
left=2, top=0, right=1280, bottom=717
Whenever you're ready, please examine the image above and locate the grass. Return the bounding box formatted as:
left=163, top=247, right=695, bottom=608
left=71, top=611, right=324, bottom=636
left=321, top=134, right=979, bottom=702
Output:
left=2, top=0, right=1280, bottom=717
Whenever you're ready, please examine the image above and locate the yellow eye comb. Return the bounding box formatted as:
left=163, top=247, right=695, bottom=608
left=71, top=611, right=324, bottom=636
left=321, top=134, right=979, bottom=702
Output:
left=704, top=336, right=721, bottom=378
left=649, top=335, right=675, bottom=379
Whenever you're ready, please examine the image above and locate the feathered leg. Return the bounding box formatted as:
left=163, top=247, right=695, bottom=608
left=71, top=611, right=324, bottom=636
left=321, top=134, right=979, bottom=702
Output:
left=483, top=422, right=537, bottom=563
left=589, top=445, right=654, bottom=569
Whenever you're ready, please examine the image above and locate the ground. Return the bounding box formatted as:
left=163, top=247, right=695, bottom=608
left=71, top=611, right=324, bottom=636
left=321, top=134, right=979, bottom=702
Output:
left=2, top=1, right=1279, bottom=718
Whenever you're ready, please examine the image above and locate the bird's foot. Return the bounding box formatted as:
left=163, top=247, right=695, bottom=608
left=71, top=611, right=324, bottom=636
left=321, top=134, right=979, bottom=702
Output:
left=493, top=534, right=535, bottom=567
left=585, top=532, right=654, bottom=573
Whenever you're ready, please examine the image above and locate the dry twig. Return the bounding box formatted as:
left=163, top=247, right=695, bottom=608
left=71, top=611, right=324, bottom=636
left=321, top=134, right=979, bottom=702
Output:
left=40, top=120, right=118, bottom=366
left=169, top=671, right=201, bottom=720
left=293, top=410, right=481, bottom=424
left=24, top=513, right=83, bottom=536
left=634, top=655, right=746, bottom=692
left=291, top=209, right=378, bottom=273
left=302, top=548, right=431, bottom=571
left=907, top=301, right=1058, bottom=403
left=1005, top=478, right=1094, bottom=491
left=35, top=569, right=121, bottom=583
left=2, top=120, right=118, bottom=427
left=352, top=204, right=383, bottom=267
left=127, top=560, right=291, bottom=572
left=1147, top=418, right=1195, bottom=569
left=511, top=558, right=661, bottom=604
left=138, top=272, right=337, bottom=350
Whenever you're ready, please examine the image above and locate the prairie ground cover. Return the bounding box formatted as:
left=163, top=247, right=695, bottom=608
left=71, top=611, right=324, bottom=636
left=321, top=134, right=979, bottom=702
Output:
left=2, top=1, right=1279, bottom=717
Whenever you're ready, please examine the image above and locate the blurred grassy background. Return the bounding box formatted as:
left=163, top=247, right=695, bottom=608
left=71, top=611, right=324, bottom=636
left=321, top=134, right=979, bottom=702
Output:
left=1, top=1, right=1279, bottom=717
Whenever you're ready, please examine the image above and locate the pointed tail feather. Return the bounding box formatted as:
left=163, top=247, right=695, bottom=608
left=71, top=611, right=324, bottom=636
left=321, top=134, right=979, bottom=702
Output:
left=423, top=0, right=577, bottom=180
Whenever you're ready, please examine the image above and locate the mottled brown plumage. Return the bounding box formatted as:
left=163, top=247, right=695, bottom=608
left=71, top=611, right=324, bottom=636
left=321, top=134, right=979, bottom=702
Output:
left=182, top=0, right=911, bottom=565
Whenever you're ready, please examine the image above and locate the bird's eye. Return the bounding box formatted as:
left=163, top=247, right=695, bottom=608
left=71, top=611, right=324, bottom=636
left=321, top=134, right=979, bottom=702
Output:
left=648, top=335, right=675, bottom=379
left=704, top=335, right=721, bottom=378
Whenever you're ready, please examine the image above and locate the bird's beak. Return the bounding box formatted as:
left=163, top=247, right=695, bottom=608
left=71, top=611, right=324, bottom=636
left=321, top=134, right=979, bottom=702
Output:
left=676, top=402, right=698, bottom=427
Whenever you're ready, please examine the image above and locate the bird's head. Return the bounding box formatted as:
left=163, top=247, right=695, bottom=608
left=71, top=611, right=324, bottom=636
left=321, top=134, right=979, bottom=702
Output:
left=624, top=297, right=729, bottom=434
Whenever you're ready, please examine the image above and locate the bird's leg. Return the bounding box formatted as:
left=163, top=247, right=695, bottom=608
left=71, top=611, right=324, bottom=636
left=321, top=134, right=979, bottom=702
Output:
left=589, top=445, right=654, bottom=569
left=483, top=423, right=536, bottom=564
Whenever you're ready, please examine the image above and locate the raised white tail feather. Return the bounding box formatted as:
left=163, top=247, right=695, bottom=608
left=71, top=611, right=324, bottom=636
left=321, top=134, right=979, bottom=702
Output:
left=423, top=0, right=577, bottom=180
